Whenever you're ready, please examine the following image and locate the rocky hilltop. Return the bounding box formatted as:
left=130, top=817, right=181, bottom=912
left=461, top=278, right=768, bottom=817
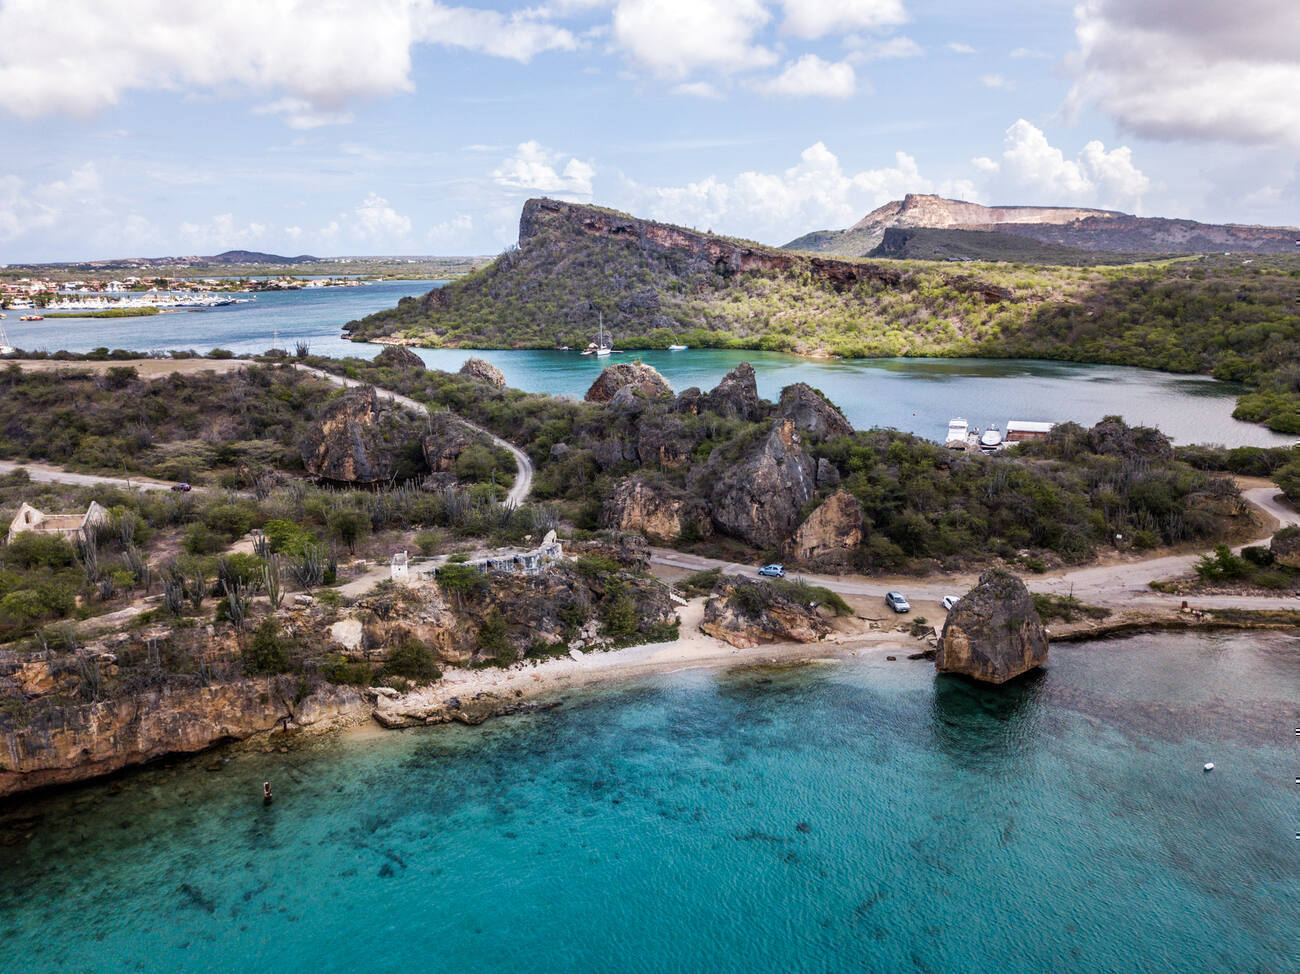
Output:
left=786, top=192, right=1300, bottom=257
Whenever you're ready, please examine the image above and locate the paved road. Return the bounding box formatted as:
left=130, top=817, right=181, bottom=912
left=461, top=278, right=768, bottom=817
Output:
left=295, top=365, right=534, bottom=508
left=650, top=485, right=1300, bottom=612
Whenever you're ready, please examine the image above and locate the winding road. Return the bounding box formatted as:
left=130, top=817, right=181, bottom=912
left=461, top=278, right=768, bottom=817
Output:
left=293, top=365, right=534, bottom=508
left=649, top=484, right=1300, bottom=612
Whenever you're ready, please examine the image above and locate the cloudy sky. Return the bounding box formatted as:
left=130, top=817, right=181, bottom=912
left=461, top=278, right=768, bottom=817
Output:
left=1, top=0, right=1297, bottom=261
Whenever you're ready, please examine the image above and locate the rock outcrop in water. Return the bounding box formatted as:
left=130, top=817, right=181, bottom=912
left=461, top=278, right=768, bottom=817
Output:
left=585, top=362, right=674, bottom=403
left=300, top=386, right=424, bottom=484
left=700, top=574, right=830, bottom=649
left=937, top=569, right=1048, bottom=684
left=458, top=357, right=506, bottom=388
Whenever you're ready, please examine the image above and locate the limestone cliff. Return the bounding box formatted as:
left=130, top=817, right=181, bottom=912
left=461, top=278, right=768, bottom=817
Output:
left=786, top=490, right=864, bottom=567
left=300, top=386, right=426, bottom=484
left=700, top=574, right=830, bottom=649
left=602, top=478, right=712, bottom=542
left=707, top=419, right=817, bottom=548
left=585, top=362, right=674, bottom=403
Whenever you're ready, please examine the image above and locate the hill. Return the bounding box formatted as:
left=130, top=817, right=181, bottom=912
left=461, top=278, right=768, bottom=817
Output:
left=787, top=193, right=1300, bottom=257
left=866, top=227, right=1146, bottom=265
left=205, top=249, right=320, bottom=263
left=346, top=198, right=1300, bottom=433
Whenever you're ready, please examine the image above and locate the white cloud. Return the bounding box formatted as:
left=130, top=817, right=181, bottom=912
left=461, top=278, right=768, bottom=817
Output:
left=979, top=73, right=1013, bottom=90
left=857, top=36, right=922, bottom=59
left=778, top=0, right=907, bottom=40
left=620, top=141, right=973, bottom=243
left=1069, top=0, right=1300, bottom=148
left=973, top=119, right=1149, bottom=211
left=0, top=163, right=102, bottom=241
left=610, top=0, right=775, bottom=79
left=672, top=82, right=724, bottom=99
left=254, top=98, right=355, bottom=130
left=177, top=214, right=271, bottom=251
left=317, top=193, right=415, bottom=250
left=756, top=55, right=857, bottom=98
left=0, top=1, right=577, bottom=123
left=945, top=42, right=975, bottom=54
left=493, top=141, right=595, bottom=199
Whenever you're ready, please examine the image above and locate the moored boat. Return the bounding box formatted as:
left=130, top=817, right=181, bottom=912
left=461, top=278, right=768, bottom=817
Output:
left=979, top=426, right=1003, bottom=451
left=945, top=417, right=969, bottom=449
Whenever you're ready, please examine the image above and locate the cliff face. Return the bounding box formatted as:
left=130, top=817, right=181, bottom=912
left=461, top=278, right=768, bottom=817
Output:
left=520, top=198, right=903, bottom=290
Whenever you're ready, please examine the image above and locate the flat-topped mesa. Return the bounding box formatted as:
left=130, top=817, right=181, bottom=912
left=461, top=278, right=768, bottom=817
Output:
left=853, top=194, right=1120, bottom=232
left=519, top=198, right=901, bottom=289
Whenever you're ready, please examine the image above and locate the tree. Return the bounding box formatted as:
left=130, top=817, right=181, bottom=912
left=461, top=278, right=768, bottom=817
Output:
left=1274, top=460, right=1300, bottom=505
left=329, top=509, right=369, bottom=555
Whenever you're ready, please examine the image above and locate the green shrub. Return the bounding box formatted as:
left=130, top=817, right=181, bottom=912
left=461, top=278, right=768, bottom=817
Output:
left=1242, top=546, right=1275, bottom=567
left=4, top=533, right=76, bottom=569
left=245, top=618, right=290, bottom=674
left=475, top=610, right=512, bottom=664
left=384, top=634, right=442, bottom=683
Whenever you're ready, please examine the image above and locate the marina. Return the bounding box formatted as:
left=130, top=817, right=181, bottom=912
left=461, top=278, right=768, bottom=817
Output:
left=947, top=417, right=1055, bottom=452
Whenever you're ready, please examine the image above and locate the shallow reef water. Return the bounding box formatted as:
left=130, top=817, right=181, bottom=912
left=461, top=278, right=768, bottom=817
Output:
left=1, top=631, right=1297, bottom=973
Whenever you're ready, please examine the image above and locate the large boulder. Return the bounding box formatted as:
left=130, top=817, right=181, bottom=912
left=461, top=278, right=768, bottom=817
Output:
left=700, top=575, right=830, bottom=649
left=585, top=362, right=673, bottom=403
left=1086, top=416, right=1172, bottom=460
left=786, top=490, right=863, bottom=566
left=300, top=387, right=424, bottom=484
left=937, top=570, right=1048, bottom=684
left=709, top=419, right=817, bottom=547
left=1271, top=526, right=1300, bottom=569
left=778, top=383, right=853, bottom=439
left=374, top=345, right=425, bottom=371
left=459, top=357, right=506, bottom=388
left=703, top=362, right=764, bottom=420
left=603, top=478, right=712, bottom=543
left=421, top=412, right=480, bottom=473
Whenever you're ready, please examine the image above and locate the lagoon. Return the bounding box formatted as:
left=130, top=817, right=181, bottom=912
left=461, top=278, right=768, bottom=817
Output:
left=8, top=280, right=1292, bottom=447
left=2, top=631, right=1297, bottom=974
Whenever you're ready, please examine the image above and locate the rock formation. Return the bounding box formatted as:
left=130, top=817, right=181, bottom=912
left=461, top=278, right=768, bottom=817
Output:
left=300, top=386, right=425, bottom=484
left=421, top=411, right=480, bottom=473
left=708, top=419, right=817, bottom=547
left=787, top=490, right=864, bottom=566
left=585, top=362, right=674, bottom=403
left=374, top=345, right=426, bottom=370
left=458, top=357, right=506, bottom=388
left=700, top=574, right=830, bottom=649
left=1271, top=526, right=1300, bottom=569
left=777, top=383, right=853, bottom=438
left=703, top=363, right=764, bottom=421
left=936, top=570, right=1048, bottom=684
left=603, top=478, right=712, bottom=542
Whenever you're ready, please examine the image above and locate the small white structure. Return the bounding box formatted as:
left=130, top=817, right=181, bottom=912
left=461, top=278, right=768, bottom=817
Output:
left=7, top=501, right=109, bottom=545
left=390, top=550, right=410, bottom=583
left=1005, top=421, right=1055, bottom=443
left=945, top=418, right=969, bottom=450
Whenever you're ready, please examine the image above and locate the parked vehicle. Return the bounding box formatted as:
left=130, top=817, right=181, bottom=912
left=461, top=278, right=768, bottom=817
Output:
left=170, top=482, right=192, bottom=492
left=757, top=564, right=786, bottom=578
left=941, top=595, right=960, bottom=611
left=884, top=591, right=911, bottom=613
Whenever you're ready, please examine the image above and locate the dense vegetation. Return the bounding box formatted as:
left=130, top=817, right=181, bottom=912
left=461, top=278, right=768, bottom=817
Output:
left=865, top=227, right=1149, bottom=265
left=346, top=204, right=1300, bottom=431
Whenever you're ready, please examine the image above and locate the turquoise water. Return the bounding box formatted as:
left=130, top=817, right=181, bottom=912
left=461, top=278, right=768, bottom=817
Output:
left=2, top=632, right=1297, bottom=973
left=8, top=281, right=1291, bottom=445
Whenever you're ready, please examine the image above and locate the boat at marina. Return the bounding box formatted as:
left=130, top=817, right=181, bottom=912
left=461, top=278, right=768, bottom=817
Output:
left=595, top=314, right=613, bottom=357
left=979, top=426, right=1003, bottom=451
left=945, top=417, right=969, bottom=449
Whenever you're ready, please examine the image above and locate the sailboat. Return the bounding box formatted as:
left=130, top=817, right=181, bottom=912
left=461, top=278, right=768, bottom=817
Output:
left=0, top=322, right=15, bottom=356
left=667, top=334, right=688, bottom=351
left=594, top=313, right=613, bottom=356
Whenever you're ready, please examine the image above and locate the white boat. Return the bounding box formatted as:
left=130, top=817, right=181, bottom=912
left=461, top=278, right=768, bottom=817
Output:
left=979, top=426, right=1003, bottom=451
left=594, top=313, right=612, bottom=356
left=945, top=417, right=969, bottom=449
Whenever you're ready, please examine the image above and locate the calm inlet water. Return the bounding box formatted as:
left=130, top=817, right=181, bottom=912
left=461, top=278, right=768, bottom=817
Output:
left=10, top=281, right=1291, bottom=446
left=2, top=632, right=1297, bottom=973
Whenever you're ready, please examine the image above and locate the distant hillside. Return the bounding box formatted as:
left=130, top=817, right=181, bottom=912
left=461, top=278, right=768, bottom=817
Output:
left=205, top=249, right=320, bottom=264
left=867, top=227, right=1149, bottom=265
left=786, top=193, right=1300, bottom=257
left=347, top=197, right=1300, bottom=433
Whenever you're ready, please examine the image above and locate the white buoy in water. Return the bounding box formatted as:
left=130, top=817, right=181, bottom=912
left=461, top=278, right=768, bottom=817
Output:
left=1203, top=763, right=1215, bottom=772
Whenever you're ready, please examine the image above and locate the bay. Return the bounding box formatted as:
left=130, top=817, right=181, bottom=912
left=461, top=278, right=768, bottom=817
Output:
left=2, top=632, right=1296, bottom=974
left=8, top=280, right=1291, bottom=446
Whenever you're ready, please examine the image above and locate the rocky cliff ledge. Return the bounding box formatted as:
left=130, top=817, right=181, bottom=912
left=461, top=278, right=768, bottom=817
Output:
left=937, top=570, right=1048, bottom=684
left=699, top=575, right=831, bottom=649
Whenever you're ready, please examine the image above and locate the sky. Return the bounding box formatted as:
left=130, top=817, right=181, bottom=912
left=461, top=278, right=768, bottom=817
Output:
left=1, top=0, right=1298, bottom=261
